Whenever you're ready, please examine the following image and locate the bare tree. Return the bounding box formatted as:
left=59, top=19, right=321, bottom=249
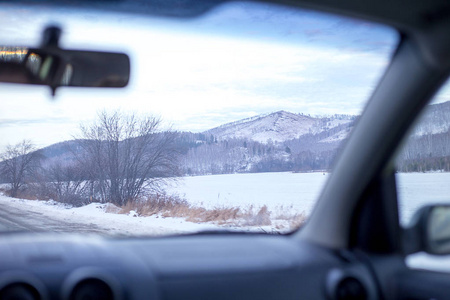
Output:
left=76, top=111, right=179, bottom=206
left=0, top=140, right=40, bottom=197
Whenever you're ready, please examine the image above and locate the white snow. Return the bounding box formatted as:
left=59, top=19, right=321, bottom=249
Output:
left=168, top=172, right=328, bottom=214
left=0, top=195, right=221, bottom=236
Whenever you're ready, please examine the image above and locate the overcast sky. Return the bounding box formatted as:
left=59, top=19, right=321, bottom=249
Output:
left=0, top=1, right=408, bottom=150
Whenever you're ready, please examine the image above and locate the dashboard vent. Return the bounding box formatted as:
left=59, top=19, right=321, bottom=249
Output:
left=69, top=279, right=114, bottom=300
left=334, top=276, right=367, bottom=300
left=0, top=283, right=41, bottom=300
left=327, top=269, right=369, bottom=300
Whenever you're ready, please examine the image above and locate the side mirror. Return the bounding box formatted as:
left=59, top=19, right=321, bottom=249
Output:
left=0, top=26, right=130, bottom=96
left=404, top=204, right=450, bottom=255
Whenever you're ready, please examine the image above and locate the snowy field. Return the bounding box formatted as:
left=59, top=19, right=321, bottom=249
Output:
left=167, top=172, right=328, bottom=215
left=1, top=172, right=450, bottom=229
left=168, top=172, right=450, bottom=225
left=396, top=172, right=450, bottom=223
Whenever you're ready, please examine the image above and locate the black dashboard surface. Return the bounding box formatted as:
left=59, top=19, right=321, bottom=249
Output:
left=0, top=233, right=378, bottom=300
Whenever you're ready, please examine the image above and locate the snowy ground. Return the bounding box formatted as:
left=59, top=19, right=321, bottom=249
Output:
left=0, top=195, right=222, bottom=236
left=0, top=172, right=328, bottom=236
left=2, top=171, right=450, bottom=271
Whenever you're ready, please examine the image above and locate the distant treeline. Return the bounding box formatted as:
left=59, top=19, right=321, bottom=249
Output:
left=397, top=156, right=450, bottom=172
left=396, top=101, right=450, bottom=172
left=176, top=127, right=347, bottom=175
left=396, top=130, right=450, bottom=172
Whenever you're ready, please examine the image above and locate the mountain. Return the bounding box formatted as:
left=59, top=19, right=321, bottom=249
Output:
left=2, top=102, right=449, bottom=177
left=412, top=101, right=450, bottom=137
left=204, top=111, right=355, bottom=143
left=20, top=110, right=356, bottom=176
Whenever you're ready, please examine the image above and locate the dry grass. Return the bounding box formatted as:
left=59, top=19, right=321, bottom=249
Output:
left=271, top=204, right=308, bottom=231
left=118, top=193, right=307, bottom=230
left=0, top=188, right=40, bottom=200
left=284, top=213, right=307, bottom=231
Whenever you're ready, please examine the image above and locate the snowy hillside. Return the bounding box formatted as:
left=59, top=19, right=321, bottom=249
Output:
left=204, top=111, right=354, bottom=143
left=396, top=101, right=450, bottom=172
left=412, top=101, right=450, bottom=136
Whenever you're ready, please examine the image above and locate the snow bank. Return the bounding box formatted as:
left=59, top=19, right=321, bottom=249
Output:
left=0, top=195, right=221, bottom=236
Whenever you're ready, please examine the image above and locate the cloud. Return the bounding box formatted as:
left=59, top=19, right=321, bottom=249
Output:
left=0, top=2, right=397, bottom=149
left=0, top=117, right=68, bottom=127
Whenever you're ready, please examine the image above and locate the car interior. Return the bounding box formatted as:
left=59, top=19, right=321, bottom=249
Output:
left=1, top=0, right=450, bottom=299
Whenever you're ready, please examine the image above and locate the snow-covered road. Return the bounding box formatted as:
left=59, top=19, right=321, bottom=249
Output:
left=0, top=195, right=221, bottom=236
left=0, top=200, right=108, bottom=234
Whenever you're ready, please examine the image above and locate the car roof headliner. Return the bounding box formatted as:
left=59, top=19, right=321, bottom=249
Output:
left=6, top=0, right=449, bottom=68
left=4, top=0, right=449, bottom=31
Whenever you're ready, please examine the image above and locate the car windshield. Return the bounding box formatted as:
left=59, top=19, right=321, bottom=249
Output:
left=0, top=1, right=398, bottom=236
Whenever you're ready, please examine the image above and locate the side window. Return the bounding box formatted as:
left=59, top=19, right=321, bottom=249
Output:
left=396, top=82, right=450, bottom=271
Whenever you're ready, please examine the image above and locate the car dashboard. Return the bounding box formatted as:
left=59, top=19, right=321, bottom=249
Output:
left=0, top=233, right=379, bottom=300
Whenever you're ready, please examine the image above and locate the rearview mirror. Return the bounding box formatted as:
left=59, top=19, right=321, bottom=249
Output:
left=404, top=204, right=450, bottom=255
left=0, top=26, right=130, bottom=95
